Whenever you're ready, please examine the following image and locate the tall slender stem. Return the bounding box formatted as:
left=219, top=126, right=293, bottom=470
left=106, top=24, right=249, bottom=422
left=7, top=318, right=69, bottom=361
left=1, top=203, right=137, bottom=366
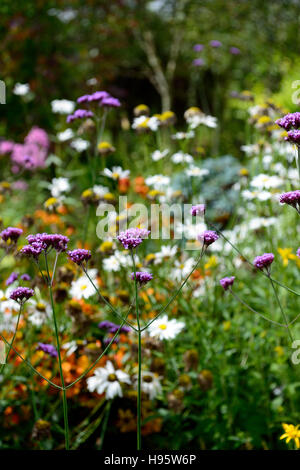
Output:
left=268, top=276, right=294, bottom=343
left=131, top=250, right=142, bottom=450
left=0, top=303, right=23, bottom=373
left=45, top=253, right=70, bottom=450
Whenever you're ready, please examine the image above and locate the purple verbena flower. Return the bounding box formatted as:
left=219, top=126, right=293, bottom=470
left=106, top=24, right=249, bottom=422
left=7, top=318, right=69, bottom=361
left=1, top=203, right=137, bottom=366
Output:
left=230, top=47, right=241, bottom=55
left=191, top=204, right=206, bottom=216
left=20, top=273, right=31, bottom=281
left=193, top=58, right=204, bottom=67
left=279, top=190, right=300, bottom=212
left=37, top=343, right=58, bottom=358
left=117, top=228, right=150, bottom=250
left=100, top=97, right=121, bottom=108
left=77, top=94, right=91, bottom=104
left=0, top=227, right=23, bottom=243
left=67, top=109, right=94, bottom=123
left=130, top=271, right=153, bottom=285
left=210, top=40, right=222, bottom=48
left=88, top=91, right=110, bottom=102
left=253, top=253, right=274, bottom=272
left=27, top=233, right=69, bottom=252
left=297, top=248, right=300, bottom=258
left=10, top=286, right=34, bottom=303
left=198, top=230, right=219, bottom=246
left=285, top=130, right=300, bottom=145
left=6, top=272, right=19, bottom=286
left=98, top=320, right=130, bottom=334
left=275, top=112, right=300, bottom=131
left=220, top=276, right=235, bottom=291
left=67, top=249, right=91, bottom=265
left=193, top=44, right=204, bottom=52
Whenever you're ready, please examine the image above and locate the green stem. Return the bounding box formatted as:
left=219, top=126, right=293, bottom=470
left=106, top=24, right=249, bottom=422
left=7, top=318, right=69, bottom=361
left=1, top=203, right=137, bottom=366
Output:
left=0, top=303, right=23, bottom=373
left=45, top=253, right=70, bottom=450
left=268, top=276, right=294, bottom=343
left=131, top=250, right=142, bottom=450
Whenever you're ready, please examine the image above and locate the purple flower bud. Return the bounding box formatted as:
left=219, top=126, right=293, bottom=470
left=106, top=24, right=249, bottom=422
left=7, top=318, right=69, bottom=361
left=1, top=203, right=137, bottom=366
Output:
left=130, top=271, right=153, bottom=285
left=285, top=129, right=300, bottom=144
left=279, top=190, right=300, bottom=212
left=191, top=204, right=206, bottom=216
left=297, top=248, right=300, bottom=258
left=198, top=230, right=219, bottom=246
left=193, top=58, right=204, bottom=67
left=230, top=47, right=241, bottom=55
left=253, top=253, right=274, bottom=272
left=210, top=40, right=222, bottom=48
left=88, top=91, right=110, bottom=102
left=67, top=109, right=94, bottom=123
left=220, top=276, right=235, bottom=291
left=275, top=112, right=300, bottom=131
left=10, top=287, right=34, bottom=303
left=193, top=44, right=204, bottom=52
left=20, top=273, right=31, bottom=281
left=100, top=97, right=121, bottom=108
left=67, top=249, right=91, bottom=265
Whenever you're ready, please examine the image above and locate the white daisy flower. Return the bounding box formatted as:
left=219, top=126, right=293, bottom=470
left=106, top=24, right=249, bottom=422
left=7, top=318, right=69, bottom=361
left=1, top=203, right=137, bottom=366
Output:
left=103, top=166, right=130, bottom=180
left=151, top=149, right=169, bottom=161
left=87, top=360, right=131, bottom=399
left=70, top=138, right=90, bottom=152
left=57, top=128, right=74, bottom=142
left=172, top=258, right=195, bottom=281
left=51, top=99, right=75, bottom=115
left=145, top=175, right=170, bottom=190
left=186, top=166, right=209, bottom=177
left=187, top=114, right=217, bottom=129
left=27, top=299, right=51, bottom=327
left=250, top=173, right=283, bottom=190
left=154, top=245, right=178, bottom=264
left=171, top=131, right=195, bottom=140
left=49, top=177, right=71, bottom=198
left=171, top=151, right=194, bottom=164
left=147, top=314, right=185, bottom=340
left=134, top=372, right=162, bottom=400
left=70, top=269, right=98, bottom=300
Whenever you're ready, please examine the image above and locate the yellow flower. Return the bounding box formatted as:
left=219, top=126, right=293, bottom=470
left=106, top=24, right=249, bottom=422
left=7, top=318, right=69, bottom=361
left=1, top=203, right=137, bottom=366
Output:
left=223, top=320, right=231, bottom=331
left=274, top=345, right=284, bottom=357
left=97, top=141, right=115, bottom=155
left=278, top=247, right=300, bottom=267
left=280, top=423, right=300, bottom=448
left=204, top=255, right=218, bottom=270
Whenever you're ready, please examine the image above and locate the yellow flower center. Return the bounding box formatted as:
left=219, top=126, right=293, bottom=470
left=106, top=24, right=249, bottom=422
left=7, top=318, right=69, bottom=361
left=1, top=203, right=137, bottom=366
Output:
left=159, top=324, right=167, bottom=330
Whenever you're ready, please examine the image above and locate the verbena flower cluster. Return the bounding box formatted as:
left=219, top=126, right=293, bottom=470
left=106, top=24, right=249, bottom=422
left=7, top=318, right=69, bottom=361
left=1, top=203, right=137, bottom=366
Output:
left=198, top=230, right=219, bottom=246
left=98, top=320, right=130, bottom=334
left=117, top=228, right=150, bottom=250
left=21, top=233, right=69, bottom=259
left=279, top=190, right=300, bottom=212
left=130, top=271, right=153, bottom=285
left=67, top=249, right=91, bottom=265
left=190, top=204, right=206, bottom=216
left=275, top=112, right=300, bottom=131
left=219, top=276, right=235, bottom=290
left=77, top=91, right=121, bottom=108
left=0, top=227, right=23, bottom=242
left=37, top=343, right=58, bottom=358
left=67, top=109, right=94, bottom=123
left=253, top=253, right=274, bottom=271
left=9, top=286, right=34, bottom=303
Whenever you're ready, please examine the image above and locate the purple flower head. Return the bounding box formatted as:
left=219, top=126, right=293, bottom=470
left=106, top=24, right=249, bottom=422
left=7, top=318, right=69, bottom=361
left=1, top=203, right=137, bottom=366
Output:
left=275, top=112, right=300, bottom=131
left=297, top=248, right=300, bottom=259
left=253, top=253, right=274, bottom=272
left=100, top=97, right=121, bottom=108
left=0, top=140, right=14, bottom=154
left=67, top=109, right=94, bottom=123
left=285, top=130, right=300, bottom=145
left=220, top=276, right=235, bottom=291
left=37, top=343, right=58, bottom=358
left=25, top=127, right=49, bottom=150
left=67, top=249, right=91, bottom=266
left=193, top=44, right=204, bottom=52
left=279, top=190, right=300, bottom=212
left=77, top=94, right=92, bottom=104
left=98, top=320, right=130, bottom=334
left=117, top=228, right=150, bottom=250
left=104, top=336, right=120, bottom=346
left=193, top=58, right=204, bottom=67
left=27, top=233, right=69, bottom=253
left=6, top=272, right=19, bottom=286
left=20, top=244, right=44, bottom=260
left=210, top=40, right=222, bottom=48
left=21, top=273, right=31, bottom=281
left=0, top=227, right=23, bottom=243
left=198, top=230, right=219, bottom=246
left=88, top=91, right=110, bottom=102
left=230, top=47, right=241, bottom=55
left=10, top=286, right=34, bottom=303
left=12, top=180, right=28, bottom=191
left=130, top=271, right=153, bottom=285
left=191, top=204, right=206, bottom=216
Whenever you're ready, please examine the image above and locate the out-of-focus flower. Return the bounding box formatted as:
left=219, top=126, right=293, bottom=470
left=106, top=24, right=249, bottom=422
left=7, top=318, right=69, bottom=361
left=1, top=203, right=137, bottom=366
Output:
left=171, top=151, right=193, bottom=164
left=49, top=177, right=70, bottom=198
left=151, top=149, right=169, bottom=161
left=230, top=47, right=241, bottom=55
left=67, top=249, right=91, bottom=266
left=37, top=343, right=57, bottom=358
left=186, top=113, right=217, bottom=129
left=130, top=271, right=153, bottom=285
left=51, top=99, right=75, bottom=114
left=103, top=166, right=130, bottom=180
left=132, top=116, right=160, bottom=132
left=193, top=44, right=204, bottom=52
left=210, top=40, right=222, bottom=48
left=193, top=58, right=204, bottom=67
left=87, top=360, right=131, bottom=399
left=191, top=204, right=206, bottom=216
left=134, top=372, right=162, bottom=400
left=57, top=129, right=74, bottom=142
left=97, top=141, right=115, bottom=155
left=250, top=173, right=283, bottom=190
left=70, top=269, right=97, bottom=300
left=67, top=109, right=94, bottom=123
left=70, top=138, right=90, bottom=152
left=0, top=227, right=23, bottom=243
left=186, top=166, right=209, bottom=177
left=13, top=83, right=30, bottom=96
left=101, top=97, right=121, bottom=108
left=134, top=104, right=150, bottom=117
left=147, top=314, right=185, bottom=340
left=220, top=276, right=235, bottom=290
left=5, top=272, right=18, bottom=286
